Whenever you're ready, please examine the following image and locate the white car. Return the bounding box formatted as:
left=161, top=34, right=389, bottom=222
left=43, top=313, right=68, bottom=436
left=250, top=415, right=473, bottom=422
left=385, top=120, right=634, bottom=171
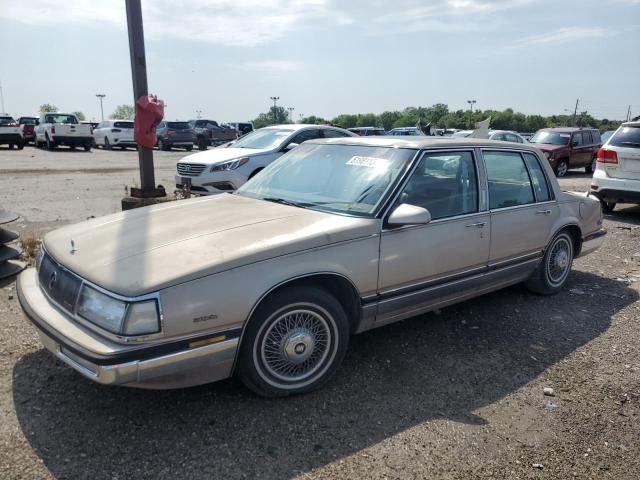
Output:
left=590, top=121, right=640, bottom=212
left=34, top=113, right=93, bottom=151
left=175, top=124, right=355, bottom=194
left=0, top=115, right=24, bottom=149
left=93, top=120, right=136, bottom=150
left=452, top=130, right=529, bottom=144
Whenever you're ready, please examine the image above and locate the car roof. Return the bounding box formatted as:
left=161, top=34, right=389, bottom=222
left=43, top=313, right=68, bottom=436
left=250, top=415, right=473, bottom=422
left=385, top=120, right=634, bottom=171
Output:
left=621, top=121, right=640, bottom=128
left=306, top=136, right=543, bottom=152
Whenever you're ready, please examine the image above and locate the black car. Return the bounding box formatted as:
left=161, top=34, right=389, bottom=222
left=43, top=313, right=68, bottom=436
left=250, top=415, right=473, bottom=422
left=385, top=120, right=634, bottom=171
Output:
left=156, top=121, right=196, bottom=151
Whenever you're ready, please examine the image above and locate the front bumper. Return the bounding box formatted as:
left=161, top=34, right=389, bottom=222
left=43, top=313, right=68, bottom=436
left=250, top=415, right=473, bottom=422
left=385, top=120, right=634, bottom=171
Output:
left=17, top=268, right=240, bottom=389
left=578, top=228, right=606, bottom=258
left=175, top=170, right=245, bottom=194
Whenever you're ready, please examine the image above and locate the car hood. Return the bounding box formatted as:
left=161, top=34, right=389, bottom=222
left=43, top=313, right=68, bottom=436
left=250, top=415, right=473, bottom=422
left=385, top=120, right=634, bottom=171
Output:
left=43, top=194, right=378, bottom=297
left=530, top=143, right=567, bottom=153
left=178, top=147, right=271, bottom=166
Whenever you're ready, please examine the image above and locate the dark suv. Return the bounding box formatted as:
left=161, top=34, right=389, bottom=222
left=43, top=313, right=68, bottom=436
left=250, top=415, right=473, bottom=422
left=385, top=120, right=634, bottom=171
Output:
left=156, top=121, right=196, bottom=151
left=529, top=127, right=602, bottom=176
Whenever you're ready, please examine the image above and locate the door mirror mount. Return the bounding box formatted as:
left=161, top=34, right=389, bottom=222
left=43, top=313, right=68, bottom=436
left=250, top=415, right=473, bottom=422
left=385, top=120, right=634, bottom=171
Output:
left=283, top=142, right=299, bottom=152
left=387, top=203, right=432, bottom=227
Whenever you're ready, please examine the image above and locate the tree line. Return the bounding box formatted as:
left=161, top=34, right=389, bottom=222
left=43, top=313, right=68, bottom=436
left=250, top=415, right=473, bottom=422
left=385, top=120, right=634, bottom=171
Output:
left=255, top=103, right=624, bottom=132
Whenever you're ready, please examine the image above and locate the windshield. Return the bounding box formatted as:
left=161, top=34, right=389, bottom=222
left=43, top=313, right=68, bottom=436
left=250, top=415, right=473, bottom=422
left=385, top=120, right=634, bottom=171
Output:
left=609, top=126, right=640, bottom=148
left=45, top=114, right=79, bottom=124
left=114, top=121, right=134, bottom=129
left=0, top=117, right=17, bottom=126
left=530, top=131, right=570, bottom=145
left=233, top=128, right=294, bottom=149
left=237, top=143, right=415, bottom=217
left=19, top=118, right=38, bottom=125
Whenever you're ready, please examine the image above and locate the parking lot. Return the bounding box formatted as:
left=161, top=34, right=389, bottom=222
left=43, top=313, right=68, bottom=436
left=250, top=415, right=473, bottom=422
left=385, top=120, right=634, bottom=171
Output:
left=1, top=146, right=639, bottom=479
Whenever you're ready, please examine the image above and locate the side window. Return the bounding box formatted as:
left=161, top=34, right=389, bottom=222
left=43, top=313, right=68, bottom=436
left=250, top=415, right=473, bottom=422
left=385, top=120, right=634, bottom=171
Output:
left=401, top=151, right=478, bottom=220
left=591, top=130, right=601, bottom=144
left=583, top=131, right=592, bottom=144
left=289, top=129, right=321, bottom=145
left=323, top=129, right=350, bottom=138
left=492, top=133, right=506, bottom=141
left=522, top=153, right=551, bottom=202
left=572, top=132, right=583, bottom=146
left=484, top=151, right=535, bottom=209
left=505, top=133, right=522, bottom=143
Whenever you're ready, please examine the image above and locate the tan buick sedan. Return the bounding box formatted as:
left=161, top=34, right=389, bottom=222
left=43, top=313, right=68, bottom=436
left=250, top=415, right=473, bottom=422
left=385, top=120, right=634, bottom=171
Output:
left=18, top=137, right=606, bottom=396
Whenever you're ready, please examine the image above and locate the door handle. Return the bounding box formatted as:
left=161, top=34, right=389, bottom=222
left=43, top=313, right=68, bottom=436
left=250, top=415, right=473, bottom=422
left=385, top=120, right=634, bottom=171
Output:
left=536, top=209, right=552, bottom=215
left=465, top=222, right=486, bottom=228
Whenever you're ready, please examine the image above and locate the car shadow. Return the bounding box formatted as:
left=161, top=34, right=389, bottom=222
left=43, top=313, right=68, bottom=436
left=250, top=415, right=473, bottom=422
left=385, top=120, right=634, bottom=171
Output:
left=12, top=271, right=637, bottom=479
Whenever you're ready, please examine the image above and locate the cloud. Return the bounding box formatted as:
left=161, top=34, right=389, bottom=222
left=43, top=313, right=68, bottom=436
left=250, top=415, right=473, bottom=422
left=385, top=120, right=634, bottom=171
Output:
left=512, top=27, right=608, bottom=46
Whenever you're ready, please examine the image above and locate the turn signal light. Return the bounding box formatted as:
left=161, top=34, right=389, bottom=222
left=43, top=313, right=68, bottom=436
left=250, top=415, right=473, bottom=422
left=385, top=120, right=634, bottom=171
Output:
left=597, top=148, right=618, bottom=164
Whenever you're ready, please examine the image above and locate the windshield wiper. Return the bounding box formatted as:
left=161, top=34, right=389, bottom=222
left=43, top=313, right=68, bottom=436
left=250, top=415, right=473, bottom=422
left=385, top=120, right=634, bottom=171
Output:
left=620, top=141, right=640, bottom=147
left=261, top=197, right=311, bottom=208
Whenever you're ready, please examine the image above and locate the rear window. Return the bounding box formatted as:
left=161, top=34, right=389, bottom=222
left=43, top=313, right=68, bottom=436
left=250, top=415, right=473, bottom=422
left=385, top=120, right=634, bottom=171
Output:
left=167, top=122, right=191, bottom=130
left=45, top=114, right=78, bottom=124
left=114, top=121, right=134, bottom=129
left=0, top=117, right=16, bottom=126
left=19, top=118, right=38, bottom=125
left=609, top=126, right=640, bottom=148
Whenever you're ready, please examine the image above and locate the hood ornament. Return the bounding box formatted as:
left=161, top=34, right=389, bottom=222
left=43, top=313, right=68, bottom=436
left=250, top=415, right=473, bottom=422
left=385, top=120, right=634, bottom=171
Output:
left=70, top=239, right=77, bottom=254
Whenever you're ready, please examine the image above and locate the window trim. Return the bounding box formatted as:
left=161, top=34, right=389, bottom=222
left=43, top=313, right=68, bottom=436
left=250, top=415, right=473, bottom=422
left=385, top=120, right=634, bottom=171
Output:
left=381, top=148, right=482, bottom=225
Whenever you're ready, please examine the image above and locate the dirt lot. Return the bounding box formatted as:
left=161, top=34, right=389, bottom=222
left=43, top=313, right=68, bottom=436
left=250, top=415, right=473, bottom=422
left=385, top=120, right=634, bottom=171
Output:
left=1, top=146, right=639, bottom=479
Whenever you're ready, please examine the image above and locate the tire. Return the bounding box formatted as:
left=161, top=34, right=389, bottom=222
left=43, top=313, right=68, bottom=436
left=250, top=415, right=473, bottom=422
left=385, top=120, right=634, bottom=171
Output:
left=585, top=157, right=596, bottom=174
left=197, top=137, right=208, bottom=150
left=8, top=144, right=14, bottom=150
left=84, top=144, right=91, bottom=152
left=158, top=139, right=169, bottom=151
left=525, top=231, right=574, bottom=295
left=185, top=145, right=193, bottom=151
left=601, top=200, right=616, bottom=213
left=70, top=145, right=76, bottom=151
left=104, top=137, right=112, bottom=150
left=45, top=135, right=55, bottom=151
left=237, top=285, right=350, bottom=397
left=554, top=159, right=568, bottom=177
left=17, top=141, right=24, bottom=150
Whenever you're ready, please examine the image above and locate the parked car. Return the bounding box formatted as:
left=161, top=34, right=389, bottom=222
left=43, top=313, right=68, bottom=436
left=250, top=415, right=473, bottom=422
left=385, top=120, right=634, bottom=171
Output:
left=386, top=127, right=423, bottom=136
left=189, top=119, right=237, bottom=150
left=81, top=121, right=99, bottom=134
left=224, top=122, right=254, bottom=137
left=34, top=112, right=93, bottom=151
left=175, top=124, right=355, bottom=194
left=18, top=137, right=605, bottom=396
left=590, top=121, right=640, bottom=212
left=156, top=121, right=196, bottom=151
left=348, top=127, right=386, bottom=136
left=529, top=127, right=602, bottom=176
left=0, top=115, right=24, bottom=149
left=93, top=120, right=136, bottom=150
left=17, top=116, right=39, bottom=144
left=600, top=130, right=616, bottom=145
left=452, top=130, right=529, bottom=143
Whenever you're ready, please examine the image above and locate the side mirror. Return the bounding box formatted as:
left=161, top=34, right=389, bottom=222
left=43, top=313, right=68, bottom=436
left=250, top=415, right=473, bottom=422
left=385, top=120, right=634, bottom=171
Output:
left=283, top=142, right=299, bottom=152
left=572, top=140, right=579, bottom=147
left=387, top=203, right=432, bottom=227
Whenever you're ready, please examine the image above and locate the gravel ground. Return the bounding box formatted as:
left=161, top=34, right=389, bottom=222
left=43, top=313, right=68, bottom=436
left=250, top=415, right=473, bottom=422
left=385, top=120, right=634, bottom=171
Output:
left=1, top=146, right=639, bottom=479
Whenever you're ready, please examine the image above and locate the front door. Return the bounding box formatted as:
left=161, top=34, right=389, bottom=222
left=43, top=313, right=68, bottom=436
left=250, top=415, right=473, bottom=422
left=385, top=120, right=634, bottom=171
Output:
left=483, top=150, right=558, bottom=264
left=377, top=149, right=490, bottom=325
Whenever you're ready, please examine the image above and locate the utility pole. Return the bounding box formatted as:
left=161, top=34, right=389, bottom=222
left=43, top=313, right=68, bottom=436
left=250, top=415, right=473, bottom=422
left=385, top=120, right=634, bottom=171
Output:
left=0, top=80, right=4, bottom=113
left=95, top=94, right=106, bottom=120
left=287, top=107, right=294, bottom=123
left=270, top=96, right=279, bottom=123
left=467, top=99, right=476, bottom=113
left=572, top=98, right=579, bottom=126
left=126, top=0, right=156, bottom=196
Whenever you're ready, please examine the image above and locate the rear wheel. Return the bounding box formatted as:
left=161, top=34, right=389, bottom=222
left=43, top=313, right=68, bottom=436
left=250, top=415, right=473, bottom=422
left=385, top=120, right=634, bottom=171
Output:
left=158, top=139, right=169, bottom=151
left=237, top=286, right=349, bottom=397
left=554, top=159, right=568, bottom=177
left=601, top=200, right=616, bottom=213
left=185, top=145, right=193, bottom=151
left=17, top=141, right=24, bottom=150
left=104, top=137, right=112, bottom=150
left=8, top=144, right=14, bottom=150
left=84, top=144, right=91, bottom=152
left=585, top=157, right=596, bottom=174
left=525, top=231, right=574, bottom=295
left=45, top=135, right=55, bottom=151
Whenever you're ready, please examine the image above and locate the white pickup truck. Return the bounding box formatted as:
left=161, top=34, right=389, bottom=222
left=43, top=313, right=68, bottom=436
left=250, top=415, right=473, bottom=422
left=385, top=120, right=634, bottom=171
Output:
left=34, top=113, right=93, bottom=151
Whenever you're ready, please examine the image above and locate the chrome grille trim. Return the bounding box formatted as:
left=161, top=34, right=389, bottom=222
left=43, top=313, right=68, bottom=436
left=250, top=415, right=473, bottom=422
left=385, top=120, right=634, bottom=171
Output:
left=177, top=163, right=206, bottom=176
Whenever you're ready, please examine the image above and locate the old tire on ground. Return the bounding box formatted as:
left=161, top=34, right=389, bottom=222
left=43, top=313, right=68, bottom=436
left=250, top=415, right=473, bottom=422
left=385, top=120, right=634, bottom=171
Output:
left=237, top=285, right=349, bottom=397
left=554, top=159, right=569, bottom=177
left=525, top=230, right=574, bottom=295
left=601, top=200, right=616, bottom=213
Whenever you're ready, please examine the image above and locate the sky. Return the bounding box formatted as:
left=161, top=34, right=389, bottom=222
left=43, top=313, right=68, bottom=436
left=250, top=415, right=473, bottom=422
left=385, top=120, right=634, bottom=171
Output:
left=0, top=0, right=638, bottom=123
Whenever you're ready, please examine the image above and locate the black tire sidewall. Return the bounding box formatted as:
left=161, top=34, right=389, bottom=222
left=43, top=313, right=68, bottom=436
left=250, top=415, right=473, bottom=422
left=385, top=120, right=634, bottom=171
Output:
left=555, top=160, right=568, bottom=177
left=237, top=286, right=349, bottom=397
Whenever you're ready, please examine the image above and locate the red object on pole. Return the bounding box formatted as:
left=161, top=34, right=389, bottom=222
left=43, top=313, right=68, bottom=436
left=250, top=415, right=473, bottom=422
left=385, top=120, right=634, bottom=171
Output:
left=134, top=95, right=164, bottom=148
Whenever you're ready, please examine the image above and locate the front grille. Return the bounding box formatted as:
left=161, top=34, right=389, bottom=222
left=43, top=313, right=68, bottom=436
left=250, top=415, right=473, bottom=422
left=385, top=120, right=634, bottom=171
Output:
left=177, top=163, right=206, bottom=177
left=38, top=253, right=82, bottom=313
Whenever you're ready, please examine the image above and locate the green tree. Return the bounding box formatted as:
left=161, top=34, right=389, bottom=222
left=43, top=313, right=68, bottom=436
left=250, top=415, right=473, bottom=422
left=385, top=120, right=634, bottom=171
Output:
left=378, top=111, right=401, bottom=130
left=356, top=113, right=378, bottom=127
left=73, top=111, right=86, bottom=121
left=332, top=114, right=358, bottom=129
left=39, top=104, right=58, bottom=112
left=109, top=104, right=135, bottom=120
left=253, top=106, right=290, bottom=128
left=300, top=115, right=327, bottom=125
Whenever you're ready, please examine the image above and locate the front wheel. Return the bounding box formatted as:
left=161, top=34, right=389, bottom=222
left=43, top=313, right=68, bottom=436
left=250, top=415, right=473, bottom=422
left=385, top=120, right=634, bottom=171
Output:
left=554, top=159, right=568, bottom=177
left=237, top=286, right=349, bottom=397
left=525, top=231, right=574, bottom=295
left=601, top=200, right=616, bottom=213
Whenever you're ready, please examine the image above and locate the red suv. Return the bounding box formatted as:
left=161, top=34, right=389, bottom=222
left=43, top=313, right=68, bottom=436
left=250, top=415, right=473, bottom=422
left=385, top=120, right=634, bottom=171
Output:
left=529, top=127, right=602, bottom=177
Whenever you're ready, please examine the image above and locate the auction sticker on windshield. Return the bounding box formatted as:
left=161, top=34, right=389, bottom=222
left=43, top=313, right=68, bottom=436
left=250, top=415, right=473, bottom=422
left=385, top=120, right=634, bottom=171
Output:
left=346, top=156, right=386, bottom=167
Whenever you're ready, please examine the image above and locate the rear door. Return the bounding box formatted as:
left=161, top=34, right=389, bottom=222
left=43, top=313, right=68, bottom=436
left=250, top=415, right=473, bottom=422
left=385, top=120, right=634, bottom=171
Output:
left=484, top=149, right=558, bottom=263
left=605, top=124, right=640, bottom=180
left=570, top=132, right=591, bottom=166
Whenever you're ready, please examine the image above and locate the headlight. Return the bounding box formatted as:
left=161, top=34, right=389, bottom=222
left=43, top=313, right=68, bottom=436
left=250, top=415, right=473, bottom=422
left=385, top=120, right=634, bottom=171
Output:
left=77, top=285, right=160, bottom=336
left=211, top=158, right=249, bottom=172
